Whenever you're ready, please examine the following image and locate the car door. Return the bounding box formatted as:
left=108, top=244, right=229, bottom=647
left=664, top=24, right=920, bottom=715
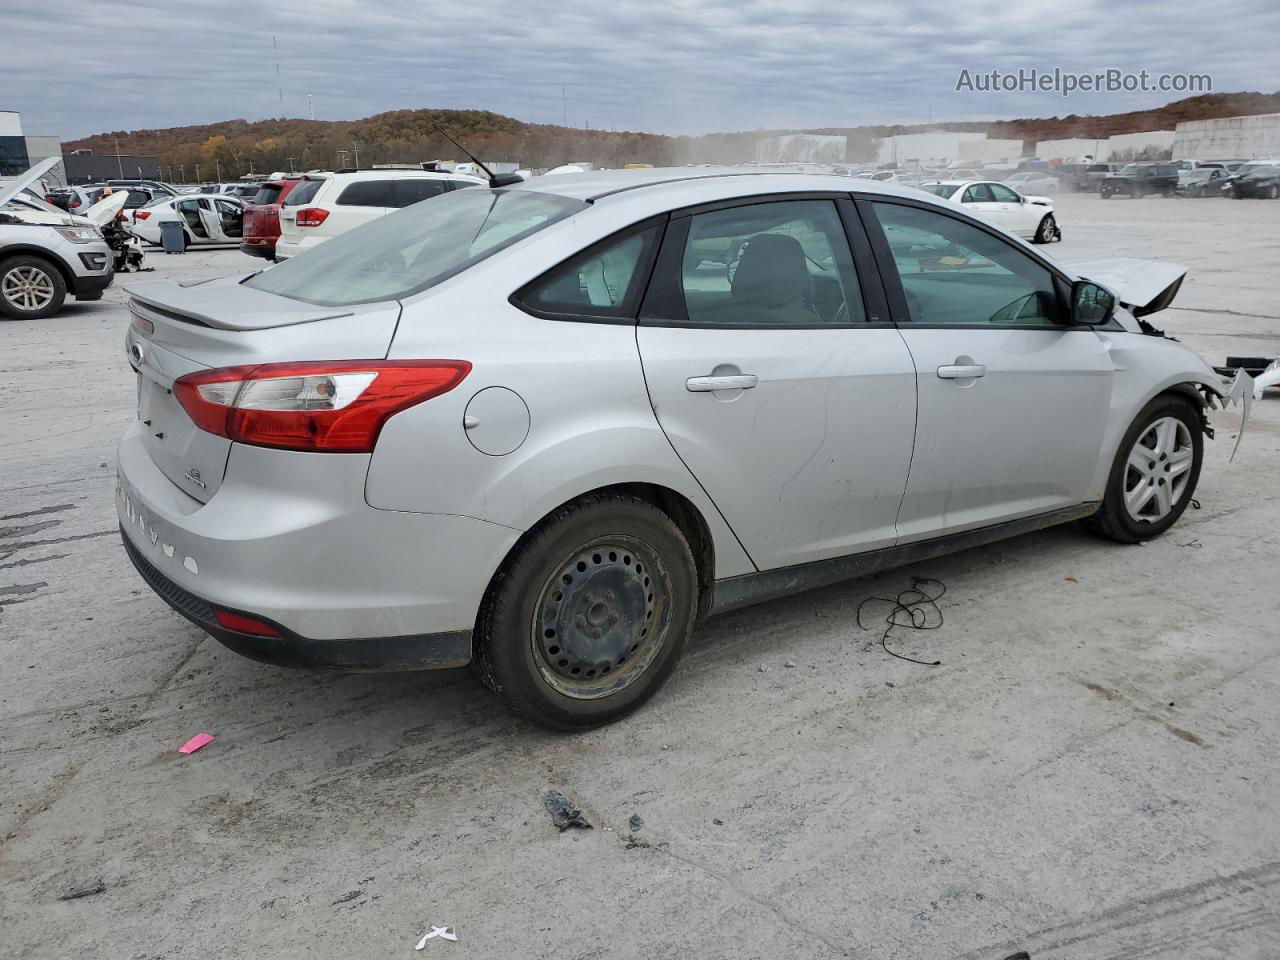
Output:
left=960, top=182, right=1003, bottom=226
left=196, top=198, right=243, bottom=242
left=861, top=197, right=1114, bottom=542
left=988, top=182, right=1038, bottom=236
left=635, top=196, right=918, bottom=570
left=173, top=199, right=211, bottom=242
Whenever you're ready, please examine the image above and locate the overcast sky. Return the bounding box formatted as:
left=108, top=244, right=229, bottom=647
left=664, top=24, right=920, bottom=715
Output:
left=5, top=0, right=1278, bottom=139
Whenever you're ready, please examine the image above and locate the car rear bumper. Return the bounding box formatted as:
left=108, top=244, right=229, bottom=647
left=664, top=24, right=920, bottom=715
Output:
left=239, top=240, right=275, bottom=259
left=120, top=531, right=472, bottom=669
left=115, top=421, right=522, bottom=668
left=272, top=235, right=329, bottom=260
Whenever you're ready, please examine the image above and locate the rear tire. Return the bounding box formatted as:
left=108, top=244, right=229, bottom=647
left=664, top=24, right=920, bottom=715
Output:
left=472, top=493, right=697, bottom=729
left=1085, top=394, right=1203, bottom=543
left=0, top=255, right=67, bottom=320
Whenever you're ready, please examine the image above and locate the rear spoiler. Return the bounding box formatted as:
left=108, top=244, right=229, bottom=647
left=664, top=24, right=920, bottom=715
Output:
left=1064, top=259, right=1186, bottom=317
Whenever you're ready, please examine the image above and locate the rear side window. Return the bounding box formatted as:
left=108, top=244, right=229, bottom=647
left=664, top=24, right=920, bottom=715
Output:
left=283, top=179, right=324, bottom=206
left=390, top=179, right=449, bottom=208
left=646, top=199, right=866, bottom=327
left=335, top=180, right=396, bottom=207
left=253, top=185, right=283, bottom=205
left=516, top=222, right=661, bottom=320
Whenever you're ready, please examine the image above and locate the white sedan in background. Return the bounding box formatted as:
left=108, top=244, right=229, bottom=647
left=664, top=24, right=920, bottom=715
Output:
left=131, top=194, right=247, bottom=247
left=1005, top=171, right=1062, bottom=194
left=920, top=179, right=1060, bottom=243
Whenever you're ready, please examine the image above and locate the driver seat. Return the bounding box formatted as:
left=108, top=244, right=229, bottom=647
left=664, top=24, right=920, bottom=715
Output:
left=730, top=234, right=819, bottom=324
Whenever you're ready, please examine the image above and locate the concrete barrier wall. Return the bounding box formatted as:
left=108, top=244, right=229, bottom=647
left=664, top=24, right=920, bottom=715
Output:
left=1174, top=113, right=1280, bottom=160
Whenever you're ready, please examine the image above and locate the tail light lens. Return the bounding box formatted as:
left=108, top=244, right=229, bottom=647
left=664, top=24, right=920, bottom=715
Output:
left=134, top=210, right=151, bottom=220
left=173, top=361, right=471, bottom=453
left=294, top=207, right=329, bottom=227
left=212, top=608, right=282, bottom=637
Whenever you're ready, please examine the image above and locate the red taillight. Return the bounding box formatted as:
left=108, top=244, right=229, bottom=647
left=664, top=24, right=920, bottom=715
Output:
left=130, top=314, right=154, bottom=336
left=294, top=207, right=329, bottom=227
left=134, top=210, right=151, bottom=220
left=173, top=360, right=472, bottom=453
left=213, top=608, right=282, bottom=637
left=69, top=197, right=82, bottom=208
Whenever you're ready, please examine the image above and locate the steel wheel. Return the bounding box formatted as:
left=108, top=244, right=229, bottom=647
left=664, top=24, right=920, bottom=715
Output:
left=531, top=536, right=671, bottom=700
left=2, top=265, right=56, bottom=311
left=1123, top=416, right=1194, bottom=523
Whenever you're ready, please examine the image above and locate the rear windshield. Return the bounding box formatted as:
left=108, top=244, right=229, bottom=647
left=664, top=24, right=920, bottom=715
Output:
left=253, top=184, right=283, bottom=205
left=245, top=187, right=585, bottom=306
left=921, top=183, right=956, bottom=197
left=283, top=178, right=324, bottom=206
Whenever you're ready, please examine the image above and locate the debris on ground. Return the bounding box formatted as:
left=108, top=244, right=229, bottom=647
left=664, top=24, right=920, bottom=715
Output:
left=629, top=814, right=643, bottom=832
left=415, top=926, right=457, bottom=947
left=330, top=890, right=363, bottom=905
left=857, top=577, right=947, bottom=666
left=178, top=733, right=215, bottom=755
left=544, top=791, right=591, bottom=831
left=784, top=660, right=797, bottom=668
left=1064, top=576, right=1079, bottom=583
left=58, top=881, right=105, bottom=901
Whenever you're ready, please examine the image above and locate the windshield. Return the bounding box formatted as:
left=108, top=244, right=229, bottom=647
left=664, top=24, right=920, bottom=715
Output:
left=246, top=187, right=586, bottom=306
left=1244, top=166, right=1279, bottom=178
left=5, top=190, right=66, bottom=216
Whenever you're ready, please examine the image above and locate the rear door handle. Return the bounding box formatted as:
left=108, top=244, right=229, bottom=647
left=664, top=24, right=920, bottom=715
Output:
left=686, top=374, right=759, bottom=392
left=937, top=363, right=987, bottom=379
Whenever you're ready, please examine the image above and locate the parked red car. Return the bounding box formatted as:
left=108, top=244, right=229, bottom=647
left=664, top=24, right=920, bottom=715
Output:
left=240, top=178, right=302, bottom=261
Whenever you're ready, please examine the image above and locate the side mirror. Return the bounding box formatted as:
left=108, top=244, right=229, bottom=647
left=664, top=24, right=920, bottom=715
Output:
left=1072, top=280, right=1115, bottom=325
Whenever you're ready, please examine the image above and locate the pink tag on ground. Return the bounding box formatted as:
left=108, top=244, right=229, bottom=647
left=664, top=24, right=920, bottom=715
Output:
left=178, top=733, right=215, bottom=755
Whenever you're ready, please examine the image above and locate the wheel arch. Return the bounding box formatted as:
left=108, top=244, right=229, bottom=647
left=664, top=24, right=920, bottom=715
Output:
left=0, top=245, right=77, bottom=294
left=484, top=482, right=725, bottom=624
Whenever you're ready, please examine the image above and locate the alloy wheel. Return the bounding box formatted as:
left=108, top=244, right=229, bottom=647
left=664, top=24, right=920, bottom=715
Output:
left=1123, top=416, right=1194, bottom=522
left=1, top=265, right=56, bottom=311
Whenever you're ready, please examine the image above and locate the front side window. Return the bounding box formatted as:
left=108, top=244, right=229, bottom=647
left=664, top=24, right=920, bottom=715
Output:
left=962, top=184, right=995, bottom=203
left=871, top=201, right=1060, bottom=326
left=988, top=183, right=1021, bottom=203
left=518, top=223, right=659, bottom=319
left=672, top=200, right=865, bottom=326
left=246, top=188, right=585, bottom=306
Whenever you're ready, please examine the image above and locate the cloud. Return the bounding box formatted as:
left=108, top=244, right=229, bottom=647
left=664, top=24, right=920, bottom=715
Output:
left=5, top=0, right=1277, bottom=138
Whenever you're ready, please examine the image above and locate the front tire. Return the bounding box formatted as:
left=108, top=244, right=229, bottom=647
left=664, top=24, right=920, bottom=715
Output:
left=473, top=493, right=697, bottom=729
left=0, top=255, right=67, bottom=320
left=1033, top=213, right=1059, bottom=244
left=1086, top=394, right=1203, bottom=543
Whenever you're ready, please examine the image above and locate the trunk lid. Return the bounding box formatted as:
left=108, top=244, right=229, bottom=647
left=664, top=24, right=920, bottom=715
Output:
left=242, top=203, right=282, bottom=243
left=124, top=277, right=403, bottom=502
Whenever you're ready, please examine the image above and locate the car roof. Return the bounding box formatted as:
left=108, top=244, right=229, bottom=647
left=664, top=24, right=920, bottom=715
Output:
left=316, top=169, right=484, bottom=182
left=509, top=167, right=940, bottom=204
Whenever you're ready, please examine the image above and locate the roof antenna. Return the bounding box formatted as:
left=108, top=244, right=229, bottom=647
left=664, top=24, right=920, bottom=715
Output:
left=433, top=124, right=523, bottom=188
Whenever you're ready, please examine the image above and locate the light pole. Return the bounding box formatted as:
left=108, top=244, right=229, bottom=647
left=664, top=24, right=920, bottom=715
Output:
left=215, top=158, right=221, bottom=182
left=287, top=156, right=296, bottom=173
left=179, top=165, right=186, bottom=183
left=194, top=163, right=201, bottom=183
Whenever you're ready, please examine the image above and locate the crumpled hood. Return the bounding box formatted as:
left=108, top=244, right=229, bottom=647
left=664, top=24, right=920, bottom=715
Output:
left=1023, top=194, right=1053, bottom=207
left=125, top=275, right=354, bottom=331
left=1064, top=258, right=1186, bottom=317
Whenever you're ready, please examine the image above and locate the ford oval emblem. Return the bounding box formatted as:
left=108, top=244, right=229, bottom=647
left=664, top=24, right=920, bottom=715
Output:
left=130, top=340, right=145, bottom=366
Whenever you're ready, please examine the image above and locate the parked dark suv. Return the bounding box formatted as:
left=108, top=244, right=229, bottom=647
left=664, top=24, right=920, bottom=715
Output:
left=1100, top=163, right=1179, bottom=198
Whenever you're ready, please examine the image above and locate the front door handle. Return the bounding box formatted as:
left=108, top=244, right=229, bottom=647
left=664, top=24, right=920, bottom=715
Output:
left=686, top=374, right=759, bottom=392
left=937, top=363, right=987, bottom=380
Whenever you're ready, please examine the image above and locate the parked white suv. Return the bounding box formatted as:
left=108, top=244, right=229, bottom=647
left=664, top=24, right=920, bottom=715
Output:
left=274, top=169, right=484, bottom=260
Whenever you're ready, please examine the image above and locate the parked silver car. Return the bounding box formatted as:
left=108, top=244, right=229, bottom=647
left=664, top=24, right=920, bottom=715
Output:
left=117, top=169, right=1246, bottom=728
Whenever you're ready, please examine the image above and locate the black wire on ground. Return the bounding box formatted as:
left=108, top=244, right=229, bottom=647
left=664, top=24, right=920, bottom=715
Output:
left=856, top=577, right=947, bottom=666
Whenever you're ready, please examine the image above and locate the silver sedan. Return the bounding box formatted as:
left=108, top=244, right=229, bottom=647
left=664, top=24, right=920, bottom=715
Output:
left=116, top=169, right=1247, bottom=728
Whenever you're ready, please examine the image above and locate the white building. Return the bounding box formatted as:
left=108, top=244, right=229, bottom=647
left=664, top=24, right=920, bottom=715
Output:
left=958, top=138, right=1025, bottom=165
left=1174, top=113, right=1280, bottom=160
left=1035, top=138, right=1107, bottom=161
left=876, top=131, right=987, bottom=168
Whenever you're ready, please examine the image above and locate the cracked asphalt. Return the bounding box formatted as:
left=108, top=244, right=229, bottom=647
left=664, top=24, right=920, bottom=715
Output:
left=2, top=195, right=1279, bottom=959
